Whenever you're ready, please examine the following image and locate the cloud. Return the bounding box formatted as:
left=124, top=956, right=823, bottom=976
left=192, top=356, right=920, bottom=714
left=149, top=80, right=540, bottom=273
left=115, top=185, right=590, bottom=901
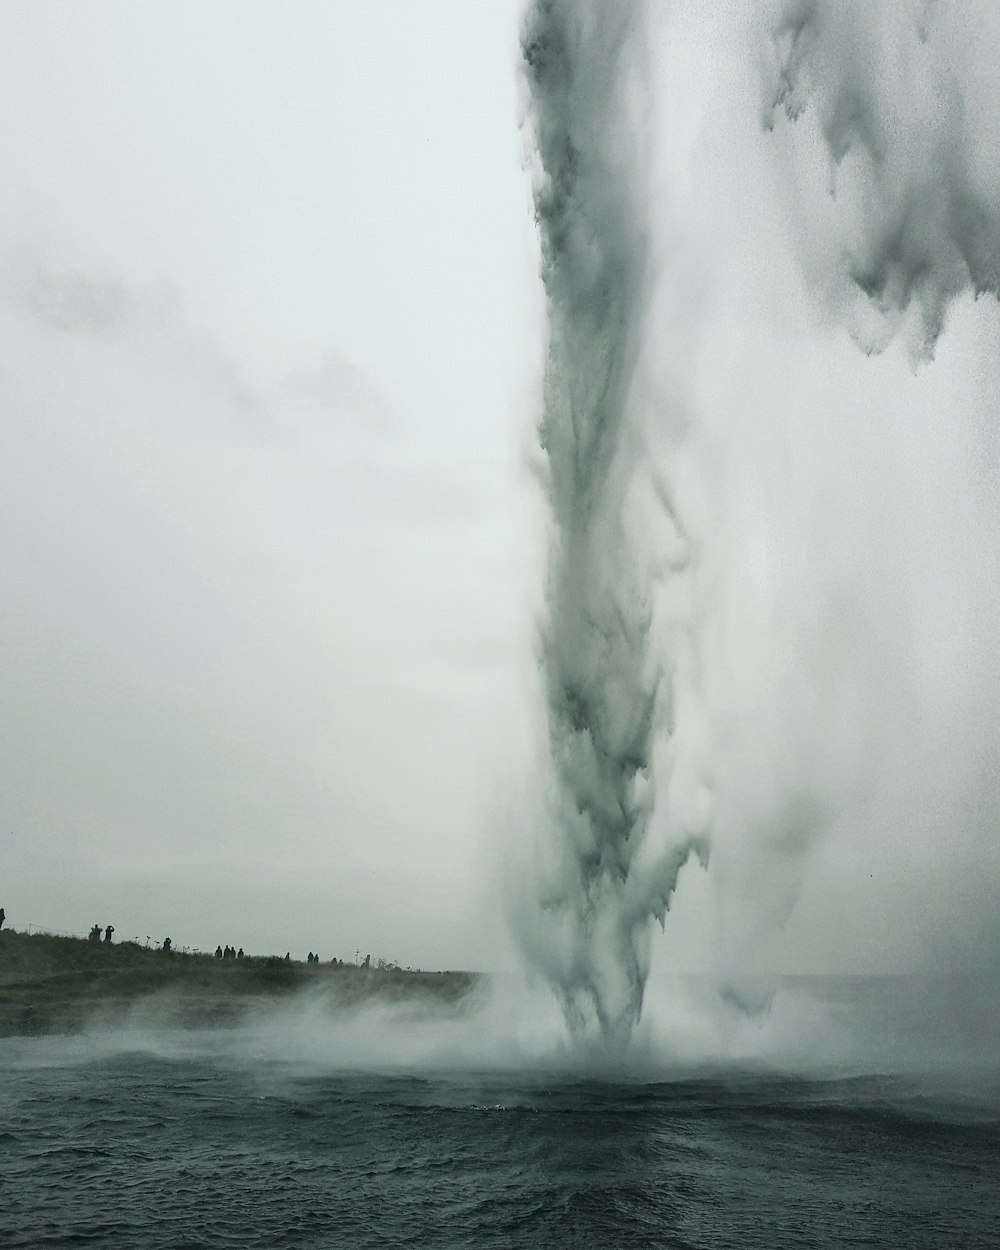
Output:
left=13, top=266, right=130, bottom=335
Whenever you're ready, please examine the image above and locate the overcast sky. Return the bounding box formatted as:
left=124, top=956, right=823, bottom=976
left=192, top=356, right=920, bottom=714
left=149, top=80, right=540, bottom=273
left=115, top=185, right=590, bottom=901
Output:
left=2, top=0, right=538, bottom=964
left=4, top=1, right=999, bottom=980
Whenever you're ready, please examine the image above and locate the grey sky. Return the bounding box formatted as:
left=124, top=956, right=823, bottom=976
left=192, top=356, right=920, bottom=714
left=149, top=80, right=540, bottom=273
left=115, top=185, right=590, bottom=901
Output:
left=2, top=0, right=536, bottom=965
left=3, top=1, right=999, bottom=989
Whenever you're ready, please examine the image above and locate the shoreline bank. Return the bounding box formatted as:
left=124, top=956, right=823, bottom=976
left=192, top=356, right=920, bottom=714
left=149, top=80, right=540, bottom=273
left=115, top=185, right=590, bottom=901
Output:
left=0, top=930, right=479, bottom=1037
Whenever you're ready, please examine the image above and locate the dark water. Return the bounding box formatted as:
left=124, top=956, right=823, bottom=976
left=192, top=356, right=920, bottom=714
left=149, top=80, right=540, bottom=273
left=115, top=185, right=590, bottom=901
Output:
left=2, top=1030, right=998, bottom=1249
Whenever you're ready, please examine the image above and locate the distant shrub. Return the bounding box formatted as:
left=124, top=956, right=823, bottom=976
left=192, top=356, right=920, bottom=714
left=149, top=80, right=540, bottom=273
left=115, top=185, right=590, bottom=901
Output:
left=242, top=956, right=297, bottom=989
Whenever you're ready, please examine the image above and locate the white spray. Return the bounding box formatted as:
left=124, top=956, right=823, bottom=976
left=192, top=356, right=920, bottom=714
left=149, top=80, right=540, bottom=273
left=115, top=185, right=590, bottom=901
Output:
left=516, top=0, right=1000, bottom=1052
left=519, top=0, right=706, bottom=1046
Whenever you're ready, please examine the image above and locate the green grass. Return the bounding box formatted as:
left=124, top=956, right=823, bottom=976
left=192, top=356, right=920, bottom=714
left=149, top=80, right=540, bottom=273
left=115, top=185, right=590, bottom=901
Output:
left=0, top=929, right=478, bottom=1036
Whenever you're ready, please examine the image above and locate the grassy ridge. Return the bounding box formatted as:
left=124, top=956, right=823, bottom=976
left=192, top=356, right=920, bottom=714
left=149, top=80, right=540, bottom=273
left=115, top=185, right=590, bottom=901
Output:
left=0, top=930, right=478, bottom=1036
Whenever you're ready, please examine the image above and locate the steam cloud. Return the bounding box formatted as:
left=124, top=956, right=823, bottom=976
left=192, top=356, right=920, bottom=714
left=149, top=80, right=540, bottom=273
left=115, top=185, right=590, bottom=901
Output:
left=520, top=0, right=705, bottom=1045
left=764, top=0, right=1000, bottom=358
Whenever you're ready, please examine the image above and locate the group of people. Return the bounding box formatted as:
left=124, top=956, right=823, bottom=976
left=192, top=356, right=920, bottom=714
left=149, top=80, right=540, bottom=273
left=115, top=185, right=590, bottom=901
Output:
left=90, top=926, right=173, bottom=951
left=214, top=944, right=244, bottom=960
left=217, top=947, right=346, bottom=964
left=0, top=908, right=368, bottom=967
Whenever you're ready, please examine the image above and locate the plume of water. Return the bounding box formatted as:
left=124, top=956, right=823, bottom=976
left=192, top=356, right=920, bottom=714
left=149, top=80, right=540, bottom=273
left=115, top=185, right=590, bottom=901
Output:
left=519, top=0, right=706, bottom=1046
left=517, top=0, right=1000, bottom=1052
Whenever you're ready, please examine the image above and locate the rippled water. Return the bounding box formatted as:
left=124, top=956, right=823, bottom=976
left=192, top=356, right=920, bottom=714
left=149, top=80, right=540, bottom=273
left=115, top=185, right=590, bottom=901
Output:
left=2, top=1026, right=998, bottom=1249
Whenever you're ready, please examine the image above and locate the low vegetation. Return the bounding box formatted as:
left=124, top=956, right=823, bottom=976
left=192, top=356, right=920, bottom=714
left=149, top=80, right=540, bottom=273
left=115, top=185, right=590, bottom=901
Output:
left=0, top=929, right=478, bottom=1036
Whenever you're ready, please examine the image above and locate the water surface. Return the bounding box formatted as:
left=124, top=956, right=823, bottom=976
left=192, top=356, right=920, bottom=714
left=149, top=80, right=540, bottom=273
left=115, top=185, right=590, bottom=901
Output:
left=2, top=1026, right=997, bottom=1249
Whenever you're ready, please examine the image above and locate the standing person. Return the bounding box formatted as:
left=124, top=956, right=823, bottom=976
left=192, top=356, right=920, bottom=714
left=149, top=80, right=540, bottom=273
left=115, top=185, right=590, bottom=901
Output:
left=104, top=924, right=114, bottom=943
left=0, top=907, right=5, bottom=930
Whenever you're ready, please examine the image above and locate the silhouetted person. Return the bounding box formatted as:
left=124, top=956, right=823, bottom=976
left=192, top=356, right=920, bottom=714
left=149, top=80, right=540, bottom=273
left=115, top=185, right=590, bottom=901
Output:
left=215, top=945, right=223, bottom=959
left=89, top=924, right=102, bottom=941
left=104, top=925, right=114, bottom=943
left=0, top=907, right=5, bottom=930
left=236, top=947, right=244, bottom=959
left=307, top=951, right=313, bottom=964
left=363, top=954, right=370, bottom=969
left=284, top=951, right=290, bottom=962
left=162, top=936, right=172, bottom=952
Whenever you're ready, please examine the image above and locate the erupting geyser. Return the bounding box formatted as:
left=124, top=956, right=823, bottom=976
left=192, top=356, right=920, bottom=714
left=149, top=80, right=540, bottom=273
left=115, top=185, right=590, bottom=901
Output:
left=519, top=0, right=1000, bottom=1050
left=520, top=0, right=706, bottom=1045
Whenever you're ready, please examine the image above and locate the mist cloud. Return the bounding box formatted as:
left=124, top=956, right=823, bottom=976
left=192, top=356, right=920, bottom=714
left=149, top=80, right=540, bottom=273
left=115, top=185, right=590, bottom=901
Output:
left=763, top=0, right=1000, bottom=358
